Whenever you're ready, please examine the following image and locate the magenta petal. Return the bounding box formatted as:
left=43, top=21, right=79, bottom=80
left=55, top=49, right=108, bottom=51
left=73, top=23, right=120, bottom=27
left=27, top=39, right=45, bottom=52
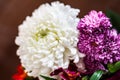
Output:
left=60, top=72, right=70, bottom=80
left=50, top=68, right=64, bottom=76
left=50, top=68, right=70, bottom=80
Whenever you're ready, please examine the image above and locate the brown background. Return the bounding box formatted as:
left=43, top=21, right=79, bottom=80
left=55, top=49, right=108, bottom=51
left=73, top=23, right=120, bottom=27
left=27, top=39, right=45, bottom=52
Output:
left=0, top=0, right=120, bottom=80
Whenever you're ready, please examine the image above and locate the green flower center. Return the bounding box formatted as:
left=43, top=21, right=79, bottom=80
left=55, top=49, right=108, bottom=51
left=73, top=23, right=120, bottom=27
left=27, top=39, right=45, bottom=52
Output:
left=33, top=28, right=50, bottom=41
left=36, top=28, right=49, bottom=38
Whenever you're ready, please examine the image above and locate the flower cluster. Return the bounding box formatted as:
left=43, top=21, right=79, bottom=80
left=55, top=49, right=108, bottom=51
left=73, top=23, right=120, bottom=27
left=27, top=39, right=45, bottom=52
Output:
left=77, top=10, right=120, bottom=73
left=13, top=1, right=120, bottom=80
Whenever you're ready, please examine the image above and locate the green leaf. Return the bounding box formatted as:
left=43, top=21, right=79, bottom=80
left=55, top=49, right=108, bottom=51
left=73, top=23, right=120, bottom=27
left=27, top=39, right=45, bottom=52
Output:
left=108, top=61, right=120, bottom=73
left=106, top=9, right=120, bottom=32
left=40, top=75, right=57, bottom=80
left=90, top=70, right=103, bottom=80
left=82, top=76, right=89, bottom=80
left=107, top=63, right=114, bottom=73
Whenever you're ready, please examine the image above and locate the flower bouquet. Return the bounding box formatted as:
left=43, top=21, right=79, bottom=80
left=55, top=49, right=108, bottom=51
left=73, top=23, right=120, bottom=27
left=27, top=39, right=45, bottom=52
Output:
left=13, top=1, right=120, bottom=80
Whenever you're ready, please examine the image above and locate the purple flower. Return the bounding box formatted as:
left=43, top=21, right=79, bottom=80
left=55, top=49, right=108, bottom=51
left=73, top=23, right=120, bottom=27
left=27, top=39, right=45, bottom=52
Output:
left=83, top=56, right=106, bottom=74
left=77, top=10, right=120, bottom=73
left=78, top=10, right=112, bottom=29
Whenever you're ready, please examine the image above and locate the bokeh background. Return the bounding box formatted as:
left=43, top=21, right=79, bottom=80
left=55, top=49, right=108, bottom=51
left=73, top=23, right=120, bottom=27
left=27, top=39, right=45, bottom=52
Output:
left=0, top=0, right=120, bottom=80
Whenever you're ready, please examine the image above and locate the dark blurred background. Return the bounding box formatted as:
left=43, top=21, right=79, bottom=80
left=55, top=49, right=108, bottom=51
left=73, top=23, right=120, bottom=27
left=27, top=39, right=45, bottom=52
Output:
left=0, top=0, right=120, bottom=80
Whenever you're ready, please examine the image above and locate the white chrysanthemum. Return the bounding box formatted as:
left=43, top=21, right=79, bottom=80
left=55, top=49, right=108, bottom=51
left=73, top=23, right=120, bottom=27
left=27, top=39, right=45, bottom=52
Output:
left=15, top=1, right=85, bottom=80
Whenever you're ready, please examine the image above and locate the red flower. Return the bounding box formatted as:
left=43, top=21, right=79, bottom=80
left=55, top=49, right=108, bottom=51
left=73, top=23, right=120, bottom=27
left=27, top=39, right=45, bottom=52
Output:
left=12, top=65, right=27, bottom=80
